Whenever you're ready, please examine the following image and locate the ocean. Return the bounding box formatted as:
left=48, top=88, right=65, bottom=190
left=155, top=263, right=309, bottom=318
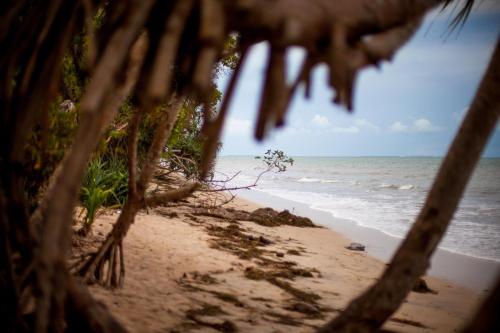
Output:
left=215, top=156, right=500, bottom=263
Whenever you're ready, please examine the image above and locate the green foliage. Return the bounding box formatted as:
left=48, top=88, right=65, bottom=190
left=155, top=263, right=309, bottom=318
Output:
left=255, top=149, right=294, bottom=172
left=26, top=8, right=239, bottom=218
left=166, top=101, right=205, bottom=178
left=80, top=157, right=128, bottom=228
left=78, top=102, right=131, bottom=232
left=61, top=26, right=91, bottom=101
left=216, top=34, right=240, bottom=74
left=61, top=55, right=84, bottom=101
left=24, top=98, right=79, bottom=209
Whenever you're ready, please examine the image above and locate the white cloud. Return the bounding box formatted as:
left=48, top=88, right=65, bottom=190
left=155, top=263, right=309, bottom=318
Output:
left=309, top=116, right=374, bottom=134
left=331, top=126, right=359, bottom=134
left=354, top=118, right=380, bottom=132
left=284, top=126, right=312, bottom=135
left=226, top=118, right=252, bottom=135
left=389, top=118, right=441, bottom=133
left=389, top=121, right=409, bottom=133
left=413, top=118, right=441, bottom=132
left=311, top=114, right=330, bottom=127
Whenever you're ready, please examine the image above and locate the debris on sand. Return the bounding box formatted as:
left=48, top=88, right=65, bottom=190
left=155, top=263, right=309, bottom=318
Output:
left=194, top=206, right=318, bottom=227
left=345, top=242, right=365, bottom=251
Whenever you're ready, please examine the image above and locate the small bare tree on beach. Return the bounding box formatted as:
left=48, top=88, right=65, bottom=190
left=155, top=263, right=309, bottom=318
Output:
left=206, top=149, right=294, bottom=191
left=0, top=0, right=498, bottom=332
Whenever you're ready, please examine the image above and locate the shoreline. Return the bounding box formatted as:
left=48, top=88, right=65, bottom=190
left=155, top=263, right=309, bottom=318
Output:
left=235, top=188, right=500, bottom=292
left=80, top=191, right=487, bottom=332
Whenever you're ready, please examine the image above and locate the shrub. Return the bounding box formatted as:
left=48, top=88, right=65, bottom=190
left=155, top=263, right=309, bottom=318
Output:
left=80, top=157, right=128, bottom=233
left=255, top=149, right=294, bottom=172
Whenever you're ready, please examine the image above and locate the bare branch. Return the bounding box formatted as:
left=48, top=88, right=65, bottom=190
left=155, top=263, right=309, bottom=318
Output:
left=137, top=96, right=185, bottom=194
left=193, top=0, right=226, bottom=100
left=255, top=47, right=287, bottom=140
left=200, top=45, right=250, bottom=178
left=145, top=0, right=194, bottom=104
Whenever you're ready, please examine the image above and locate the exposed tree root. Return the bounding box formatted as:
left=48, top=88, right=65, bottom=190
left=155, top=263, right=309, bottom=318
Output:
left=79, top=234, right=125, bottom=288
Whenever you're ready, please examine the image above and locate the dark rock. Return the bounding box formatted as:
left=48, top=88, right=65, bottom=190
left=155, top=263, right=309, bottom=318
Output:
left=276, top=252, right=285, bottom=258
left=346, top=242, right=365, bottom=251
left=156, top=208, right=179, bottom=218
left=288, top=302, right=320, bottom=315
left=258, top=236, right=272, bottom=245
left=412, top=278, right=437, bottom=294
left=286, top=249, right=301, bottom=256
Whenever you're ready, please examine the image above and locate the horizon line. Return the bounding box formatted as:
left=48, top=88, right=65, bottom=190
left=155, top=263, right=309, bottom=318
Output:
left=218, top=154, right=500, bottom=158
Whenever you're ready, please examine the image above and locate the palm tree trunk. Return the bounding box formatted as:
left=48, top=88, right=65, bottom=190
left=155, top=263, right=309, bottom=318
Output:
left=318, top=39, right=500, bottom=333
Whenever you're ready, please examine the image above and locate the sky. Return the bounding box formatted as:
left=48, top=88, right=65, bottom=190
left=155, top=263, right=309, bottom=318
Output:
left=217, top=1, right=500, bottom=157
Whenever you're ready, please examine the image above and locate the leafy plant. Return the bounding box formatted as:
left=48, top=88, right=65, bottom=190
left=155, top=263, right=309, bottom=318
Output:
left=79, top=157, right=128, bottom=234
left=24, top=98, right=79, bottom=211
left=103, top=155, right=129, bottom=207
left=165, top=101, right=208, bottom=178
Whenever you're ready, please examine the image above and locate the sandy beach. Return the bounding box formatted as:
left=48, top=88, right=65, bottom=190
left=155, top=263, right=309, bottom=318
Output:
left=236, top=189, right=500, bottom=292
left=72, top=192, right=491, bottom=333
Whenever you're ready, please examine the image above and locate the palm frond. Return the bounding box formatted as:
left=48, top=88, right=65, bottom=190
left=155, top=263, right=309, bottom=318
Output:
left=442, top=0, right=475, bottom=35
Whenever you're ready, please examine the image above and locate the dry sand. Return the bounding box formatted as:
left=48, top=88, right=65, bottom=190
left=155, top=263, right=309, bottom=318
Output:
left=78, top=195, right=485, bottom=333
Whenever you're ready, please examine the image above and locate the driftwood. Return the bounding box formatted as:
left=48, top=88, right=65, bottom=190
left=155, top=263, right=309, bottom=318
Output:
left=145, top=182, right=200, bottom=208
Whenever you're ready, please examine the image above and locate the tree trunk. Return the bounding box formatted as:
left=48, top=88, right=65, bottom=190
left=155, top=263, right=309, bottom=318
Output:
left=65, top=274, right=129, bottom=333
left=30, top=4, right=152, bottom=331
left=318, top=39, right=500, bottom=333
left=0, top=2, right=81, bottom=331
left=461, top=276, right=500, bottom=333
left=80, top=97, right=186, bottom=288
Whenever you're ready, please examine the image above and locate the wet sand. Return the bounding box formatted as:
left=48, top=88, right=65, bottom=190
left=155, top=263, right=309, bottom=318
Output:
left=237, top=188, right=500, bottom=292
